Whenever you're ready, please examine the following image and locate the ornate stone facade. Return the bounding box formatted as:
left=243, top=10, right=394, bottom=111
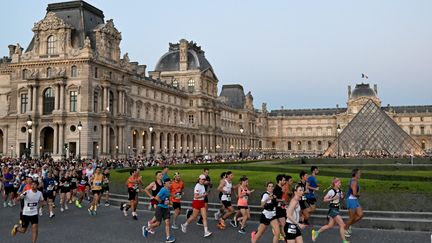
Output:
left=0, top=1, right=430, bottom=159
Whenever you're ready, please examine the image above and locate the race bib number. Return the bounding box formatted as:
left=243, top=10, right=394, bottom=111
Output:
left=95, top=182, right=102, bottom=186
left=27, top=202, right=37, bottom=210
left=80, top=180, right=86, bottom=185
left=287, top=224, right=297, bottom=234
left=175, top=192, right=182, bottom=199
left=164, top=197, right=170, bottom=205
left=47, top=185, right=54, bottom=191
left=63, top=183, right=70, bottom=187
left=243, top=195, right=248, bottom=200
left=226, top=194, right=231, bottom=201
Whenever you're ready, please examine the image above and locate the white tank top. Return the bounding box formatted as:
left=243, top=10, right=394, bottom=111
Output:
left=286, top=202, right=301, bottom=224
left=221, top=179, right=232, bottom=201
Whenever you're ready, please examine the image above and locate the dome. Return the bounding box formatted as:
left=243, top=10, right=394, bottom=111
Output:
left=154, top=40, right=212, bottom=72
left=350, top=83, right=377, bottom=99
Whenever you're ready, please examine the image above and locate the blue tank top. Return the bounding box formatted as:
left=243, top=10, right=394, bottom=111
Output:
left=347, top=178, right=360, bottom=198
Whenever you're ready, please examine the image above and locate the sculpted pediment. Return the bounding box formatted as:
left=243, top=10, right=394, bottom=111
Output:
left=32, top=12, right=72, bottom=31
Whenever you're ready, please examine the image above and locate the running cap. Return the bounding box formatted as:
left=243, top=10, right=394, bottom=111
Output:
left=199, top=174, right=206, bottom=180
left=174, top=172, right=180, bottom=177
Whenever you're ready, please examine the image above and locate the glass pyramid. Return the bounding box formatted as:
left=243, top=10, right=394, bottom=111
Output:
left=324, top=99, right=425, bottom=157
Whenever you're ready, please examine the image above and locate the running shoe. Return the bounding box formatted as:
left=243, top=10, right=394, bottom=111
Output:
left=171, top=223, right=179, bottom=230
left=11, top=224, right=19, bottom=237
left=214, top=211, right=220, bottom=220
left=120, top=202, right=124, bottom=211
left=133, top=215, right=138, bottom=220
left=87, top=208, right=92, bottom=216
left=230, top=219, right=237, bottom=228
left=251, top=230, right=257, bottom=241
left=342, top=240, right=350, bottom=243
left=312, top=229, right=319, bottom=242
left=278, top=233, right=285, bottom=241
left=92, top=210, right=97, bottom=216
left=181, top=224, right=187, bottom=233
left=65, top=204, right=69, bottom=210
left=75, top=200, right=82, bottom=208
left=123, top=208, right=128, bottom=216
left=238, top=228, right=246, bottom=234
left=104, top=202, right=110, bottom=207
left=8, top=201, right=13, bottom=207
left=344, top=230, right=351, bottom=238
left=204, top=231, right=212, bottom=238
left=60, top=207, right=64, bottom=212
left=49, top=212, right=55, bottom=218
left=142, top=226, right=148, bottom=238
left=166, top=236, right=176, bottom=243
left=3, top=201, right=7, bottom=208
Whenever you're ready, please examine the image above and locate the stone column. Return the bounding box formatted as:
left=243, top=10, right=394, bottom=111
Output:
left=102, top=125, right=108, bottom=154
left=32, top=85, right=38, bottom=114
left=103, top=87, right=108, bottom=112
left=60, top=84, right=65, bottom=111
left=53, top=123, right=58, bottom=155
left=31, top=125, right=37, bottom=157
left=146, top=132, right=151, bottom=158
left=28, top=86, right=33, bottom=111
left=58, top=123, right=64, bottom=157
left=154, top=132, right=160, bottom=155
left=3, top=125, right=8, bottom=156
left=54, top=84, right=59, bottom=110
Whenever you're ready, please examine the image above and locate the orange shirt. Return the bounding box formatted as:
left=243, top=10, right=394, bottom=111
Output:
left=170, top=180, right=184, bottom=203
left=127, top=176, right=140, bottom=189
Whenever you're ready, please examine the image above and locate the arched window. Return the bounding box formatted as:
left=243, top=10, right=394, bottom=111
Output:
left=47, top=35, right=56, bottom=55
left=71, top=66, right=77, bottom=77
left=172, top=79, right=179, bottom=88
left=188, top=79, right=195, bottom=92
left=287, top=141, right=292, bottom=150
left=43, top=87, right=55, bottom=115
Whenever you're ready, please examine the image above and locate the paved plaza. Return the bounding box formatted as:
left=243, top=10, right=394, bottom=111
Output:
left=0, top=202, right=430, bottom=243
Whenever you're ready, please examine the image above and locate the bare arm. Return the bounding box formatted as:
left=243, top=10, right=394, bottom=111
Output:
left=217, top=180, right=226, bottom=193
left=144, top=182, right=155, bottom=198
left=351, top=180, right=359, bottom=197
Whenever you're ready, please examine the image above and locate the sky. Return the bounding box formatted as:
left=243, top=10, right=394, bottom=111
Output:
left=1, top=0, right=431, bottom=110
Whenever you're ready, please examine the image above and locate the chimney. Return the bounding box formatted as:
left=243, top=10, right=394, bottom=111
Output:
left=348, top=85, right=351, bottom=98
left=374, top=84, right=378, bottom=94
left=8, top=45, right=16, bottom=58
left=179, top=39, right=188, bottom=71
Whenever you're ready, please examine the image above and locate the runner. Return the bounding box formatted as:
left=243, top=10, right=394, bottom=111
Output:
left=144, top=171, right=163, bottom=223
left=75, top=171, right=88, bottom=208
left=121, top=168, right=143, bottom=220
left=197, top=167, right=212, bottom=225
left=69, top=170, right=78, bottom=203
left=161, top=166, right=170, bottom=182
left=213, top=172, right=227, bottom=221
left=3, top=167, right=15, bottom=207
left=284, top=183, right=307, bottom=243
left=41, top=171, right=56, bottom=218
left=181, top=174, right=212, bottom=238
left=11, top=180, right=44, bottom=243
left=298, top=170, right=311, bottom=225
left=282, top=175, right=294, bottom=203
left=101, top=167, right=110, bottom=206
left=250, top=182, right=280, bottom=243
left=306, top=166, right=320, bottom=218
left=59, top=171, right=71, bottom=212
left=274, top=174, right=287, bottom=240
left=142, top=178, right=176, bottom=243
left=217, top=171, right=235, bottom=229
left=88, top=167, right=104, bottom=216
left=235, top=175, right=254, bottom=234
left=312, top=177, right=349, bottom=243
left=344, top=168, right=364, bottom=238
left=170, top=172, right=184, bottom=229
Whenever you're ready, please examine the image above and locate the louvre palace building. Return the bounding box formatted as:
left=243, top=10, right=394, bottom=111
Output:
left=0, top=1, right=431, bottom=160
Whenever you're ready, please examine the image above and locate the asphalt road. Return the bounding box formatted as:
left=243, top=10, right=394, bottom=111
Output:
left=0, top=201, right=430, bottom=243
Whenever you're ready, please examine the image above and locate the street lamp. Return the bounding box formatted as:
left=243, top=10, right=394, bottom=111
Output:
left=39, top=145, right=42, bottom=158
left=127, top=145, right=131, bottom=159
left=26, top=116, right=33, bottom=159
left=116, top=145, right=119, bottom=159
left=337, top=124, right=341, bottom=158
left=149, top=125, right=154, bottom=156
left=10, top=145, right=13, bottom=158
left=216, top=144, right=221, bottom=155
left=77, top=121, right=83, bottom=161
left=96, top=144, right=99, bottom=161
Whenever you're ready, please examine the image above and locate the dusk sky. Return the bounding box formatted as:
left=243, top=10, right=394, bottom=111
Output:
left=1, top=0, right=431, bottom=110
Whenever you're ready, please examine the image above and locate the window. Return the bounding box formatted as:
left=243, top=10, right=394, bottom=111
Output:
left=109, top=71, right=112, bottom=79
left=297, top=141, right=302, bottom=151
left=94, top=67, right=98, bottom=78
left=287, top=141, right=292, bottom=150
left=317, top=141, right=322, bottom=150
left=172, top=80, right=179, bottom=88
left=188, top=79, right=195, bottom=92
left=43, top=88, right=55, bottom=115
left=239, top=114, right=242, bottom=119
left=409, top=126, right=414, bottom=135
left=70, top=91, right=78, bottom=112
left=93, top=92, right=98, bottom=113
left=420, top=126, right=425, bottom=135
left=307, top=141, right=312, bottom=150
left=22, top=69, right=28, bottom=79
left=189, top=114, right=194, bottom=124
left=47, top=35, right=56, bottom=55
left=20, top=94, right=28, bottom=113
left=189, top=100, right=193, bottom=107
left=109, top=91, right=114, bottom=114
left=422, top=140, right=426, bottom=149
left=71, top=66, right=77, bottom=77
left=47, top=68, right=52, bottom=78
